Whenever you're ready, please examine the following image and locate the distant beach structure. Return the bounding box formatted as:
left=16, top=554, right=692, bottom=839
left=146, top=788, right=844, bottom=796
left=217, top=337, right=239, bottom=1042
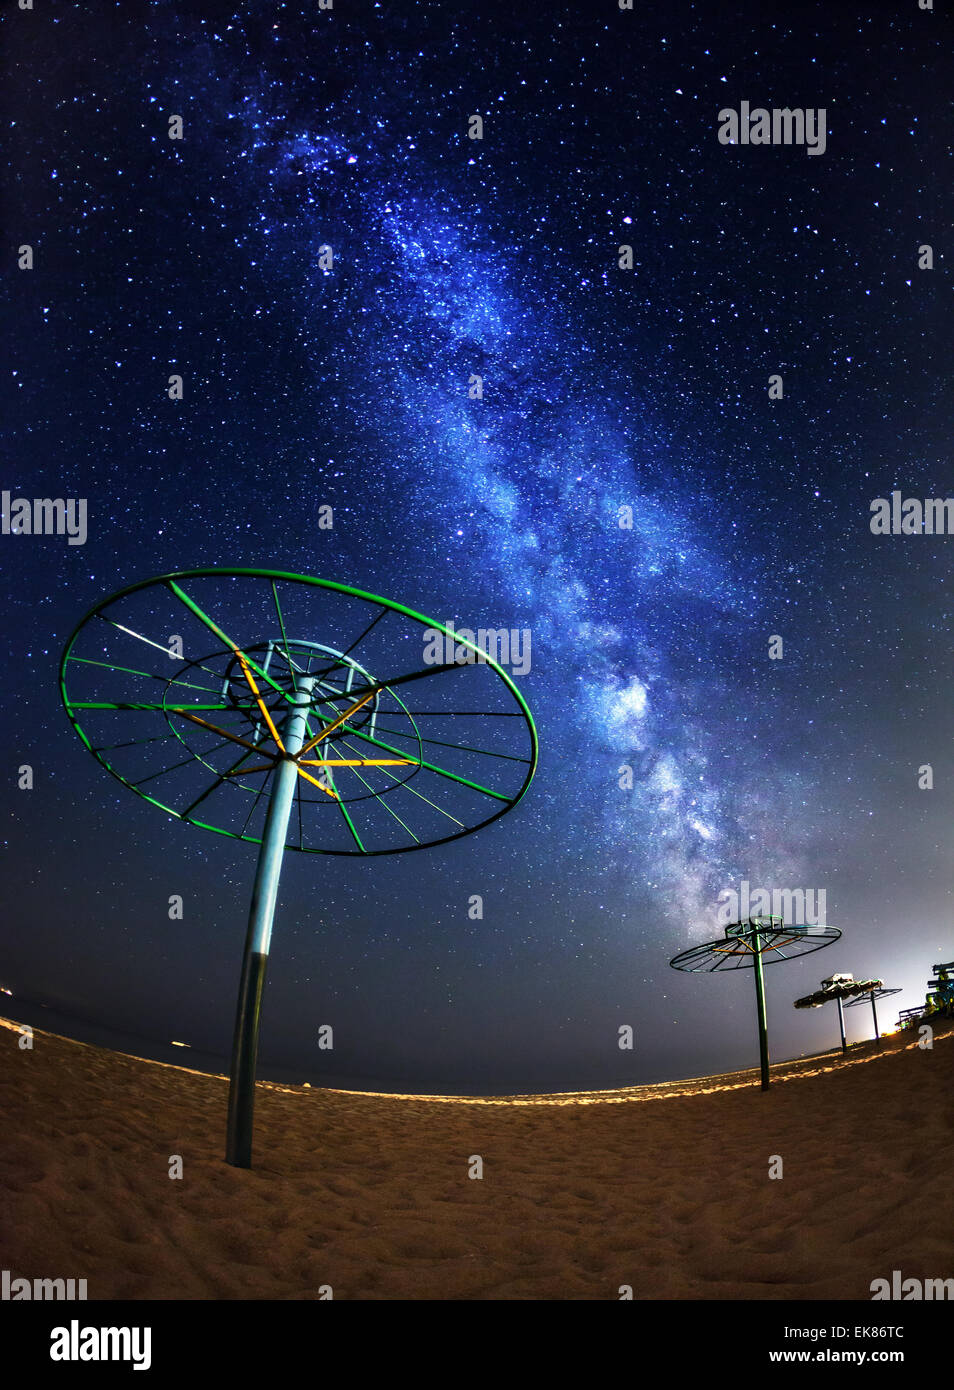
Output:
left=794, top=973, right=889, bottom=1055
left=898, top=961, right=954, bottom=1031
left=671, top=914, right=840, bottom=1089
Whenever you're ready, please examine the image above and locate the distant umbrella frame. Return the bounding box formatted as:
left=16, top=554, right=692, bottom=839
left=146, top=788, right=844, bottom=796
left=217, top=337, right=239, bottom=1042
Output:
left=794, top=977, right=884, bottom=1055
left=670, top=916, right=841, bottom=1090
left=843, top=985, right=901, bottom=1048
left=60, top=568, right=538, bottom=1167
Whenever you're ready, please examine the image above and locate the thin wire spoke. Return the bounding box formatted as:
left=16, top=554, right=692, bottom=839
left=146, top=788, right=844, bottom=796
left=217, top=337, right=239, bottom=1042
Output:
left=94, top=612, right=228, bottom=684
left=181, top=743, right=274, bottom=818
left=71, top=702, right=232, bottom=711
left=67, top=655, right=224, bottom=696
left=131, top=738, right=233, bottom=787
left=337, top=734, right=465, bottom=827
left=270, top=579, right=298, bottom=694
left=331, top=724, right=511, bottom=802
left=237, top=775, right=272, bottom=838
left=91, top=731, right=183, bottom=753
left=307, top=603, right=389, bottom=684
left=338, top=756, right=418, bottom=843
left=365, top=723, right=532, bottom=763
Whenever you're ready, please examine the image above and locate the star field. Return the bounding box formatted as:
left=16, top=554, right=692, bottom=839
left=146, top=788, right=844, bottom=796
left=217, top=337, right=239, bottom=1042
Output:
left=2, top=0, right=953, bottom=1091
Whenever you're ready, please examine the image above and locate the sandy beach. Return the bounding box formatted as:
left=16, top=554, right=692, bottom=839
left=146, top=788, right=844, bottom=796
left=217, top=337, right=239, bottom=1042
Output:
left=1, top=1015, right=951, bottom=1300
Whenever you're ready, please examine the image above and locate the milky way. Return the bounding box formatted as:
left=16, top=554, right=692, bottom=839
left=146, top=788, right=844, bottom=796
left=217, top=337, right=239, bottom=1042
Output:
left=226, top=98, right=821, bottom=930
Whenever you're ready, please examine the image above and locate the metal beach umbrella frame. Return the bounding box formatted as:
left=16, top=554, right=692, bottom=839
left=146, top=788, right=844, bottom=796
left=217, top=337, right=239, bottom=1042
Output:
left=842, top=985, right=901, bottom=1048
left=60, top=568, right=538, bottom=1167
left=794, top=976, right=884, bottom=1055
left=670, top=915, right=841, bottom=1090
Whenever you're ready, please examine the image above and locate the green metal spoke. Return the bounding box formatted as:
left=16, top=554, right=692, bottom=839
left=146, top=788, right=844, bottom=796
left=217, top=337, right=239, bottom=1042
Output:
left=321, top=764, right=367, bottom=852
left=166, top=580, right=295, bottom=707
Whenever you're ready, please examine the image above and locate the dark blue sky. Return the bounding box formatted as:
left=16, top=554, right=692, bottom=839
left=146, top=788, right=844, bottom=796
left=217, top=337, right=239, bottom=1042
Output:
left=2, top=0, right=952, bottom=1092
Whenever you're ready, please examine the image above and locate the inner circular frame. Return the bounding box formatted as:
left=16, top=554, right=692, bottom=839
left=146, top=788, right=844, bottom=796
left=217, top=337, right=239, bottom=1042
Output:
left=161, top=640, right=426, bottom=806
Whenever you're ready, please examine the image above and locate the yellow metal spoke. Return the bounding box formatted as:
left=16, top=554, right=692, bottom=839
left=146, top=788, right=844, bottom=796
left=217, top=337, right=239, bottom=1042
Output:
left=169, top=708, right=280, bottom=759
left=296, top=688, right=377, bottom=756
left=298, top=758, right=413, bottom=767
left=237, top=652, right=285, bottom=753
left=295, top=763, right=339, bottom=799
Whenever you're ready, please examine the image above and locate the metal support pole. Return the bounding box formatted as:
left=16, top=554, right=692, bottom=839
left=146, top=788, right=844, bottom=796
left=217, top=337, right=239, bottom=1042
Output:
left=751, top=928, right=770, bottom=1091
left=870, top=990, right=881, bottom=1047
left=836, top=995, right=847, bottom=1054
left=226, top=677, right=315, bottom=1168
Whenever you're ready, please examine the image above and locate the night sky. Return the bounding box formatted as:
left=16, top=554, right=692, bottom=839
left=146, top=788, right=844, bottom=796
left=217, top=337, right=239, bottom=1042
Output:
left=3, top=0, right=953, bottom=1094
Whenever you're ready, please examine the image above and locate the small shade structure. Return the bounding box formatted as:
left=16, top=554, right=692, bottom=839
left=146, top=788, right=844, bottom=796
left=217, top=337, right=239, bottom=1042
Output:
left=794, top=976, right=883, bottom=1055
left=670, top=916, right=840, bottom=1090
left=843, top=985, right=901, bottom=1047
